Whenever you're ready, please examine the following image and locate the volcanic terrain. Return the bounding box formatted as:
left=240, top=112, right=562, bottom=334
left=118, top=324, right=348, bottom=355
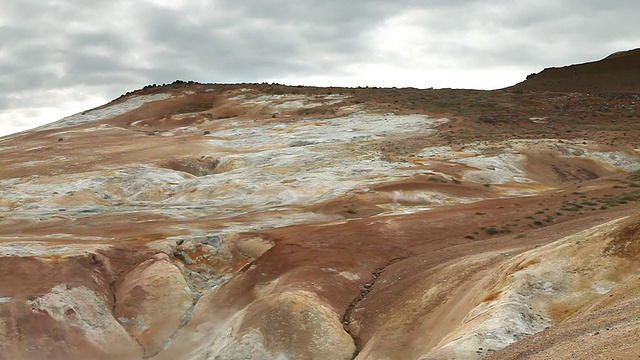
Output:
left=0, top=49, right=639, bottom=359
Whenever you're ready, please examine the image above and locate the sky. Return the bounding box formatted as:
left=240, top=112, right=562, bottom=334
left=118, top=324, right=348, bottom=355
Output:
left=1, top=0, right=639, bottom=137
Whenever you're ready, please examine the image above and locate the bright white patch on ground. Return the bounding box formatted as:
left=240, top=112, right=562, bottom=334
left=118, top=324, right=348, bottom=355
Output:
left=337, top=272, right=361, bottom=281
left=3, top=108, right=638, bottom=239
left=0, top=167, right=193, bottom=211
left=592, top=280, right=616, bottom=294
left=36, top=93, right=172, bottom=130
left=26, top=284, right=136, bottom=346
left=588, top=151, right=640, bottom=171
left=417, top=146, right=480, bottom=159
left=420, top=139, right=640, bottom=185
left=455, top=153, right=530, bottom=184
left=431, top=218, right=630, bottom=359
left=0, top=242, right=107, bottom=257
left=232, top=92, right=349, bottom=112
left=384, top=191, right=481, bottom=209
left=3, top=112, right=449, bottom=232
left=529, top=117, right=549, bottom=123
left=178, top=113, right=449, bottom=212
left=322, top=268, right=361, bottom=281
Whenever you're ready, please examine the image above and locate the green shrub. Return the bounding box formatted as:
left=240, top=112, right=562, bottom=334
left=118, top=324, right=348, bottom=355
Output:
left=485, top=227, right=499, bottom=235
left=428, top=176, right=447, bottom=183
left=619, top=190, right=640, bottom=202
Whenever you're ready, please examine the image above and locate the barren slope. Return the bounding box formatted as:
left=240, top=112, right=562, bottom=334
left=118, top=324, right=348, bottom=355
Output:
left=509, top=48, right=640, bottom=93
left=1, top=52, right=640, bottom=359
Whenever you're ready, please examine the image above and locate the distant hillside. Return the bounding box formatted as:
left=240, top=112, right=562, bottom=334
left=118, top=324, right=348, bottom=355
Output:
left=509, top=48, right=640, bottom=93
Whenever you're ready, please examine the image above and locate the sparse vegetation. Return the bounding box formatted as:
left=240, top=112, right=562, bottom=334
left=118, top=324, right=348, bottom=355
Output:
left=485, top=227, right=499, bottom=235
left=428, top=176, right=447, bottom=183
left=484, top=226, right=512, bottom=235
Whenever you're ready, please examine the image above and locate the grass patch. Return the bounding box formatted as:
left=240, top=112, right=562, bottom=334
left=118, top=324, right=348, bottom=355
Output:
left=484, top=226, right=511, bottom=235
left=619, top=190, right=640, bottom=202
left=484, top=227, right=499, bottom=235
left=169, top=102, right=213, bottom=114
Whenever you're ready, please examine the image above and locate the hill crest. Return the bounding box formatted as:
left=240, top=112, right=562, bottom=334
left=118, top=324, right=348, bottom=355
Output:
left=509, top=48, right=640, bottom=93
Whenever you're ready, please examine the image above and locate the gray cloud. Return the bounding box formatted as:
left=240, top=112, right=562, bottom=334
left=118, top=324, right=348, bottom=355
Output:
left=1, top=0, right=639, bottom=136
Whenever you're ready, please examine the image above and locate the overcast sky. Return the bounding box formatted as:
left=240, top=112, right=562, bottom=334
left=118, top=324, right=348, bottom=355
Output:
left=1, top=0, right=639, bottom=136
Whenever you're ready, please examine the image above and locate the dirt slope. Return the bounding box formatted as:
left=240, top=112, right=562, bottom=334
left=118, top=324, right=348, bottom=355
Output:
left=509, top=48, right=640, bottom=93
left=0, top=51, right=639, bottom=359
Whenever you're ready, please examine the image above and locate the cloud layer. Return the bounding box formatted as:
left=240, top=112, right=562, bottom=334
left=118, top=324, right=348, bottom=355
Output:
left=1, top=0, right=639, bottom=135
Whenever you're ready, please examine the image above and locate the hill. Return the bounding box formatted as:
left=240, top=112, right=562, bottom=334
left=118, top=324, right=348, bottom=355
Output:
left=0, top=52, right=639, bottom=359
left=509, top=48, right=640, bottom=93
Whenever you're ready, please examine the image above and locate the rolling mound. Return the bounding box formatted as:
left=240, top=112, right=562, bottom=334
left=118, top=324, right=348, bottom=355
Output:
left=0, top=51, right=639, bottom=359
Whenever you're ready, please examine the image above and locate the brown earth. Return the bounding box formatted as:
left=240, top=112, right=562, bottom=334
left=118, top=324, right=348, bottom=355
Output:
left=509, top=48, right=640, bottom=93
left=0, top=51, right=639, bottom=359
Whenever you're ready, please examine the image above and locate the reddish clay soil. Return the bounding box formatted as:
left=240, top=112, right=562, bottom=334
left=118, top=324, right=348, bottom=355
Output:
left=1, top=50, right=639, bottom=359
